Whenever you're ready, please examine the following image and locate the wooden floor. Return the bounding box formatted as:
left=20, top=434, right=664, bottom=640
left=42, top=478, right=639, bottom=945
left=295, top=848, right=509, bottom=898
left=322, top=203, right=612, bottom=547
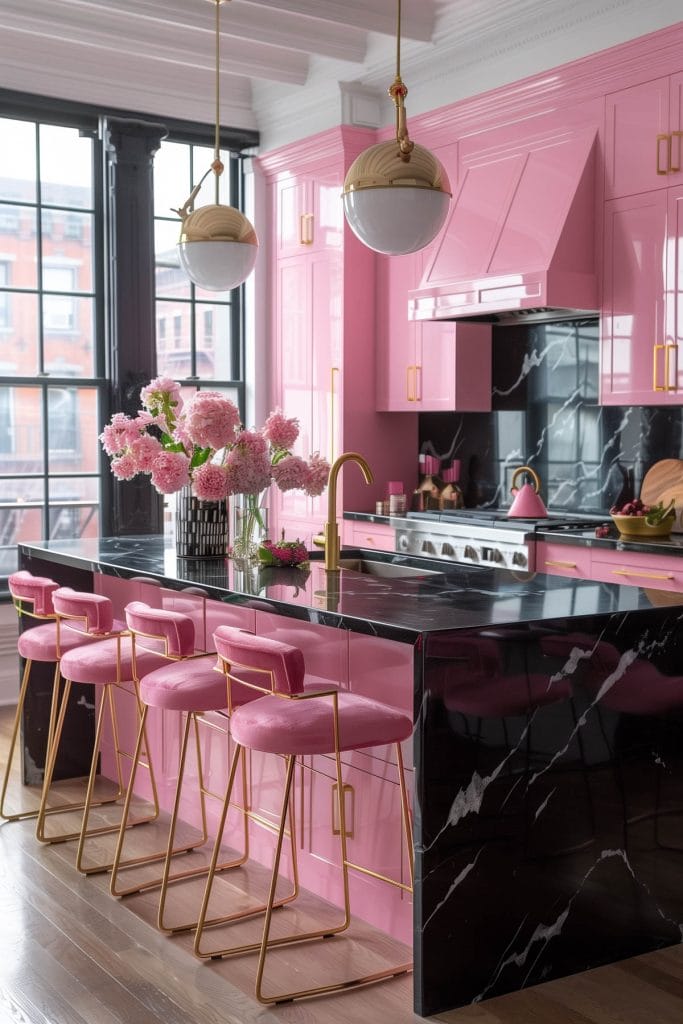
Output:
left=2, top=706, right=683, bottom=1024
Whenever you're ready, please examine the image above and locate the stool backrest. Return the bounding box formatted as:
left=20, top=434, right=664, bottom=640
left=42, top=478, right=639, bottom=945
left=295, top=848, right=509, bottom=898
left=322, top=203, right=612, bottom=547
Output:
left=8, top=570, right=58, bottom=618
left=52, top=587, right=115, bottom=635
left=213, top=625, right=305, bottom=696
left=125, top=601, right=195, bottom=658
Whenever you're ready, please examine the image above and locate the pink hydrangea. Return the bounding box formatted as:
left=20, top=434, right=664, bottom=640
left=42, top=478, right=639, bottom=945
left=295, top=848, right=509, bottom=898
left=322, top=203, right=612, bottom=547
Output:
left=111, top=453, right=138, bottom=480
left=140, top=376, right=183, bottom=413
left=129, top=433, right=163, bottom=472
left=272, top=454, right=309, bottom=492
left=263, top=409, right=299, bottom=452
left=99, top=412, right=138, bottom=456
left=150, top=450, right=191, bottom=494
left=224, top=437, right=272, bottom=495
left=304, top=452, right=330, bottom=497
left=192, top=462, right=229, bottom=501
left=183, top=391, right=241, bottom=450
left=172, top=417, right=193, bottom=453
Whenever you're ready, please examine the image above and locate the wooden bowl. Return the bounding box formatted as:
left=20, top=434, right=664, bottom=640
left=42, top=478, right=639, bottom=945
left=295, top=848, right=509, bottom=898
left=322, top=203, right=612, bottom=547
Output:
left=610, top=513, right=674, bottom=538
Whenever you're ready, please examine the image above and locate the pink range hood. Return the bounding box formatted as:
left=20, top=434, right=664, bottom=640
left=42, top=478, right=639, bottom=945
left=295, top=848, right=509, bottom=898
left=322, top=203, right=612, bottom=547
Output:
left=408, top=129, right=599, bottom=325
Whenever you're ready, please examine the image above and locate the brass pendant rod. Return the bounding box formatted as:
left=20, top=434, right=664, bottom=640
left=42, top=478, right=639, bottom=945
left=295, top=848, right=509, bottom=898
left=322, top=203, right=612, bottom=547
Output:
left=214, top=0, right=221, bottom=205
left=396, top=0, right=402, bottom=79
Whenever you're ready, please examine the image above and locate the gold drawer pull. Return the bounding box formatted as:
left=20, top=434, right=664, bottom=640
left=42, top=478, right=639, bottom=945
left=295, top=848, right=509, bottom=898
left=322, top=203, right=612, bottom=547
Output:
left=406, top=365, right=416, bottom=401
left=670, top=130, right=682, bottom=172
left=612, top=569, right=675, bottom=581
left=299, top=213, right=314, bottom=245
left=545, top=560, right=577, bottom=569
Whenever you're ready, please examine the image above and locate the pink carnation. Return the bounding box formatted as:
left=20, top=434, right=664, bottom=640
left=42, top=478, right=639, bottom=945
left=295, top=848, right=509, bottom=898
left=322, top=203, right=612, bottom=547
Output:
left=192, top=462, right=229, bottom=501
left=111, top=453, right=138, bottom=480
left=304, top=453, right=330, bottom=497
left=99, top=412, right=137, bottom=456
left=129, top=433, right=163, bottom=472
left=140, top=376, right=183, bottom=413
left=184, top=391, right=241, bottom=450
left=224, top=437, right=272, bottom=496
left=263, top=409, right=299, bottom=452
left=150, top=450, right=191, bottom=494
left=272, top=454, right=309, bottom=492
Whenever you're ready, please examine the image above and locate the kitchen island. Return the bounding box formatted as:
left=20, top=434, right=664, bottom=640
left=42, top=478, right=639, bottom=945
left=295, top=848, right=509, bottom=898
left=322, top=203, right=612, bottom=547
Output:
left=17, top=537, right=683, bottom=1016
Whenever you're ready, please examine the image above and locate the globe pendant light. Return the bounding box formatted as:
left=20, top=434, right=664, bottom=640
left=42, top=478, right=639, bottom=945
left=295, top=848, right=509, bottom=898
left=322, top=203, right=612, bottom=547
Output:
left=342, top=0, right=451, bottom=256
left=174, top=0, right=258, bottom=290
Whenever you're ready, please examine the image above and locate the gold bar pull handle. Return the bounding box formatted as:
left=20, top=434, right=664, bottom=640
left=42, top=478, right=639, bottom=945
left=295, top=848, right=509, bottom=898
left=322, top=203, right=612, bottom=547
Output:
left=406, top=365, right=416, bottom=402
left=331, top=782, right=354, bottom=837
left=415, top=364, right=422, bottom=402
left=545, top=560, right=578, bottom=569
left=612, top=569, right=675, bottom=581
left=654, top=343, right=666, bottom=390
left=656, top=134, right=671, bottom=175
left=300, top=213, right=313, bottom=245
left=329, top=366, right=339, bottom=464
left=666, top=343, right=678, bottom=391
left=670, top=130, right=682, bottom=173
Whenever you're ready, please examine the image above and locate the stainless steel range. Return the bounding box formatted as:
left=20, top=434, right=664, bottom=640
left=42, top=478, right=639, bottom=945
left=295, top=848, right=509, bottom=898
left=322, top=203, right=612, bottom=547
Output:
left=394, top=509, right=608, bottom=571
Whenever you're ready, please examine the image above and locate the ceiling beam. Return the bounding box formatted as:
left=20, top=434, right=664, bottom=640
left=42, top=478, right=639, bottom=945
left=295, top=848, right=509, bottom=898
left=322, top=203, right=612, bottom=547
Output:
left=239, top=0, right=436, bottom=42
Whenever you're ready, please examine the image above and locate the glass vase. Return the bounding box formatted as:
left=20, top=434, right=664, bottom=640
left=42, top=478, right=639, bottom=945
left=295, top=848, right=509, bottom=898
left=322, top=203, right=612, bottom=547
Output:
left=175, top=485, right=229, bottom=559
left=230, top=492, right=268, bottom=562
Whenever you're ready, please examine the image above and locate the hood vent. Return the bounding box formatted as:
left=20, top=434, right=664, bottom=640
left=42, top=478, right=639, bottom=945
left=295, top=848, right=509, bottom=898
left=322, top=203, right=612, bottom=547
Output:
left=409, top=129, right=598, bottom=324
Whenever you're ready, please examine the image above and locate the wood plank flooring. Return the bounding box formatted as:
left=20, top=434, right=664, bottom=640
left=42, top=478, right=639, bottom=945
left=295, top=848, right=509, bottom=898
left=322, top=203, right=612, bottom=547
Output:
left=2, top=704, right=683, bottom=1024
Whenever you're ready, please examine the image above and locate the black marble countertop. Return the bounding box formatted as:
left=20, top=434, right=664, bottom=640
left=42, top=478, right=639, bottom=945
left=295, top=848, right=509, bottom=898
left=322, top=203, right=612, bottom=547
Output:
left=536, top=527, right=683, bottom=556
left=18, top=536, right=673, bottom=644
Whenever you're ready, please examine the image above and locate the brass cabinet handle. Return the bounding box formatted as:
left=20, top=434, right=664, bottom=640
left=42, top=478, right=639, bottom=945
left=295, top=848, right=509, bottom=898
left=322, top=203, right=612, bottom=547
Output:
left=654, top=343, right=666, bottom=390
left=415, top=364, right=422, bottom=402
left=656, top=133, right=671, bottom=175
left=299, top=212, right=314, bottom=245
left=667, top=343, right=678, bottom=391
left=612, top=569, right=675, bottom=580
left=670, top=130, right=682, bottom=172
left=331, top=781, right=354, bottom=837
left=406, top=365, right=416, bottom=401
left=545, top=560, right=578, bottom=569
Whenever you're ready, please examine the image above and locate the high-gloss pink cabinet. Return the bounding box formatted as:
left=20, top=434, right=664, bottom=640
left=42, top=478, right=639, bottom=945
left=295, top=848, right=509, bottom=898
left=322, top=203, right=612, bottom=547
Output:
left=259, top=128, right=417, bottom=544
left=605, top=73, right=683, bottom=200
left=601, top=184, right=683, bottom=404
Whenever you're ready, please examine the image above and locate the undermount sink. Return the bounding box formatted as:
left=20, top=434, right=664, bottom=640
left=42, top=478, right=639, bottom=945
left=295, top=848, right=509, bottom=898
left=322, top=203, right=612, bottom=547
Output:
left=337, top=558, right=441, bottom=579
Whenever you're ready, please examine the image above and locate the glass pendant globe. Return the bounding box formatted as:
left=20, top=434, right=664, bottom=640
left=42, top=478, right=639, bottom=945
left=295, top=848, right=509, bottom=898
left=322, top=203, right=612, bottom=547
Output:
left=177, top=203, right=258, bottom=291
left=342, top=140, right=451, bottom=256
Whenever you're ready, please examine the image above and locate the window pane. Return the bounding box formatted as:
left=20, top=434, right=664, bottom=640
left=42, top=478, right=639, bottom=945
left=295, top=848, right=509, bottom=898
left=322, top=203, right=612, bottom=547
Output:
left=39, top=125, right=93, bottom=209
left=0, top=386, right=42, bottom=473
left=42, top=211, right=93, bottom=292
left=0, top=118, right=37, bottom=203
left=0, top=204, right=38, bottom=288
left=43, top=295, right=95, bottom=376
left=154, top=141, right=191, bottom=218
left=49, top=477, right=99, bottom=541
left=196, top=301, right=231, bottom=380
left=155, top=219, right=189, bottom=298
left=0, top=478, right=45, bottom=576
left=48, top=386, right=99, bottom=471
left=0, top=292, right=40, bottom=376
left=192, top=145, right=233, bottom=206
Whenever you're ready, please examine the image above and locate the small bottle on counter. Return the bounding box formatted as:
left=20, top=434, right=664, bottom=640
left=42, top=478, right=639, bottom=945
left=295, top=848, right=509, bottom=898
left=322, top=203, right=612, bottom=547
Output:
left=387, top=480, right=407, bottom=515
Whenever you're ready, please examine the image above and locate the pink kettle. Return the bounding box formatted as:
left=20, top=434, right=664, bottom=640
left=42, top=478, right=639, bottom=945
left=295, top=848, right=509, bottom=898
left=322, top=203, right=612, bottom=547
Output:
left=508, top=465, right=548, bottom=518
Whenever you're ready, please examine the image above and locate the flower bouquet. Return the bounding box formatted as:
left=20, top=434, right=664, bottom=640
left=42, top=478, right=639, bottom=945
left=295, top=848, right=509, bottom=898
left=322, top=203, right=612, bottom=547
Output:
left=100, top=376, right=330, bottom=559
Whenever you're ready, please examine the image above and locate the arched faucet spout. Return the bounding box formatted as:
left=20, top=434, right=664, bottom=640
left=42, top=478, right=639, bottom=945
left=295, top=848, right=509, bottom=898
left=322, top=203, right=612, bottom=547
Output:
left=324, top=452, right=374, bottom=572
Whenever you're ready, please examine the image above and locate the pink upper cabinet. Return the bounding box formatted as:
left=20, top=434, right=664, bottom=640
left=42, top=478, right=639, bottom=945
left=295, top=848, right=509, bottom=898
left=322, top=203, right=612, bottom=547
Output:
left=275, top=171, right=343, bottom=259
left=601, top=185, right=683, bottom=405
left=605, top=73, right=683, bottom=200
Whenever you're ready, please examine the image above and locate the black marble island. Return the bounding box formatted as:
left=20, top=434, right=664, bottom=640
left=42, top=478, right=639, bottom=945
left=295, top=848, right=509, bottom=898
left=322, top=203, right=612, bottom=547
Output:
left=18, top=537, right=683, bottom=1016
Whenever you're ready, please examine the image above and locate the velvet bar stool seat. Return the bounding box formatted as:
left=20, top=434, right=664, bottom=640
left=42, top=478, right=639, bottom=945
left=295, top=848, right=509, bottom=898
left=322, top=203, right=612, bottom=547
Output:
left=36, top=587, right=165, bottom=873
left=110, top=601, right=262, bottom=934
left=194, top=626, right=414, bottom=1005
left=1, top=571, right=101, bottom=822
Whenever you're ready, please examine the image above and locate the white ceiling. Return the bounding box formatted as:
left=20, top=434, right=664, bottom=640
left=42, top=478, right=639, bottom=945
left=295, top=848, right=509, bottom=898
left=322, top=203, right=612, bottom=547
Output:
left=0, top=0, right=681, bottom=152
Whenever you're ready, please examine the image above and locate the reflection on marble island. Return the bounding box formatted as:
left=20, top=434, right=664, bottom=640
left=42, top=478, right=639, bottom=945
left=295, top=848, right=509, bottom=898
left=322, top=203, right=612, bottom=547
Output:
left=17, top=538, right=683, bottom=1016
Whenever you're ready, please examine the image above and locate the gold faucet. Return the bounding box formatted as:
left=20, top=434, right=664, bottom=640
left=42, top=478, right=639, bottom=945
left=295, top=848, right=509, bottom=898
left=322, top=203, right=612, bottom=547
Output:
left=324, top=452, right=374, bottom=572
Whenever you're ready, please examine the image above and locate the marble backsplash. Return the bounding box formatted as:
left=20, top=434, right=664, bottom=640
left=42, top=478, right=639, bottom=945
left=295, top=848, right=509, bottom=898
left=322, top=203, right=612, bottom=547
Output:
left=418, top=319, right=683, bottom=514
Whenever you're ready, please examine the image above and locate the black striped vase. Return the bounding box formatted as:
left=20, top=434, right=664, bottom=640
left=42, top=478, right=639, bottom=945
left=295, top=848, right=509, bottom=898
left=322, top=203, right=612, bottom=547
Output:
left=175, top=485, right=229, bottom=558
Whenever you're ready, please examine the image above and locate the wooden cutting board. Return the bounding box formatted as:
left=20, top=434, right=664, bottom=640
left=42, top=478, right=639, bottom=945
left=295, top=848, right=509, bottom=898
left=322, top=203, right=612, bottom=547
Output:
left=640, top=459, right=683, bottom=533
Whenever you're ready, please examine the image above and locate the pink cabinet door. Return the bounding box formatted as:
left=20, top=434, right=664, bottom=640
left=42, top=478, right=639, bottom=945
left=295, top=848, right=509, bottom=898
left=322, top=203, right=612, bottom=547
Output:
left=275, top=176, right=310, bottom=259
left=605, top=78, right=671, bottom=199
left=590, top=549, right=683, bottom=592
left=376, top=252, right=420, bottom=412
left=346, top=521, right=395, bottom=552
left=535, top=541, right=592, bottom=578
left=418, top=321, right=492, bottom=412
left=601, top=190, right=672, bottom=404
left=666, top=184, right=683, bottom=375
left=310, top=249, right=343, bottom=522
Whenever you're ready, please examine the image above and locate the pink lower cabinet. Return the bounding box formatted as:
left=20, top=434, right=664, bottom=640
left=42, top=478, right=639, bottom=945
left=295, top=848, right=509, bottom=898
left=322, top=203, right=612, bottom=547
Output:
left=535, top=541, right=592, bottom=578
left=344, top=520, right=396, bottom=552
left=590, top=549, right=683, bottom=592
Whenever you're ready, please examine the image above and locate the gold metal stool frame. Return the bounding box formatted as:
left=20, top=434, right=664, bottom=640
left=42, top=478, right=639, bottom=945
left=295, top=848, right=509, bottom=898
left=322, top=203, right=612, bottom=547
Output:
left=194, top=659, right=414, bottom=1005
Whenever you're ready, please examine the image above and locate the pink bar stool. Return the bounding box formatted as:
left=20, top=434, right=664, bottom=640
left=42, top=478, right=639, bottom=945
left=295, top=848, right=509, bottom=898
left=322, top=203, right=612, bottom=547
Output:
left=1, top=571, right=100, bottom=822
left=110, top=601, right=258, bottom=933
left=194, top=626, right=414, bottom=1005
left=36, top=587, right=167, bottom=873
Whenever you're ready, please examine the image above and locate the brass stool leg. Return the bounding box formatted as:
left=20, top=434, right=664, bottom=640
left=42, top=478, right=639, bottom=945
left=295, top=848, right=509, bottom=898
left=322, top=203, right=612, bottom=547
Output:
left=1, top=657, right=35, bottom=821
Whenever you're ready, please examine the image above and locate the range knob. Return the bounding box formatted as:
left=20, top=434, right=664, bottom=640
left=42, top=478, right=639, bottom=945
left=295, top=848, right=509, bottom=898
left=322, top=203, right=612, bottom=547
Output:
left=492, top=549, right=504, bottom=563
left=463, top=545, right=478, bottom=560
left=512, top=551, right=528, bottom=567
left=441, top=542, right=455, bottom=558
left=421, top=540, right=436, bottom=555
left=397, top=533, right=411, bottom=553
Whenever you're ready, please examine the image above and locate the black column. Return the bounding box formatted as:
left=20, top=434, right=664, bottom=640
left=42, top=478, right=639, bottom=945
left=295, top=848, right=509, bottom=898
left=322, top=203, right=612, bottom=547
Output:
left=102, top=118, right=167, bottom=536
